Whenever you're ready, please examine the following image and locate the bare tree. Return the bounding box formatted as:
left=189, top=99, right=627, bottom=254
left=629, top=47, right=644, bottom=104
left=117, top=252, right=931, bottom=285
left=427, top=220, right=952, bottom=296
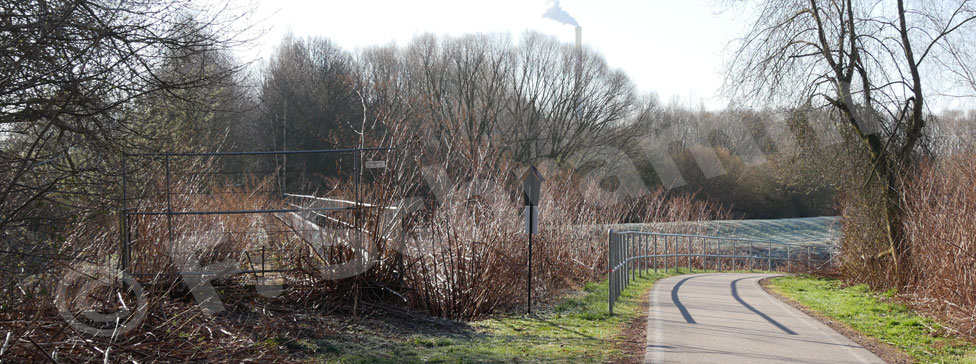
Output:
left=0, top=0, right=252, bottom=310
left=397, top=33, right=513, bottom=167
left=725, top=0, right=976, bottom=285
left=505, top=31, right=639, bottom=164
left=358, top=44, right=414, bottom=149
left=261, top=35, right=363, bottom=150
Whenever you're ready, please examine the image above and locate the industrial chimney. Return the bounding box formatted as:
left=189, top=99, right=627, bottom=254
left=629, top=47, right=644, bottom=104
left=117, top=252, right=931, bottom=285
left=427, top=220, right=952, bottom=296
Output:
left=574, top=26, right=582, bottom=81
left=575, top=26, right=582, bottom=54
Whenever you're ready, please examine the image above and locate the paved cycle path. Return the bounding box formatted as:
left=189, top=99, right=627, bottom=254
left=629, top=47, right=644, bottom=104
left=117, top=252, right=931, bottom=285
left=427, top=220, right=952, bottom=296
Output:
left=644, top=273, right=886, bottom=364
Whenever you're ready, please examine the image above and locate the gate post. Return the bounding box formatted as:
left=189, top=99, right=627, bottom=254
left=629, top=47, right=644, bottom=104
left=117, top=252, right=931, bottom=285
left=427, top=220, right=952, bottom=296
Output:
left=608, top=229, right=614, bottom=315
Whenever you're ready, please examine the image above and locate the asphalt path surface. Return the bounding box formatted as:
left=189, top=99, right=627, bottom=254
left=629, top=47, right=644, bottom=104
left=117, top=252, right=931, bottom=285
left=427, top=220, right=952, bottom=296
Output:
left=644, top=273, right=886, bottom=364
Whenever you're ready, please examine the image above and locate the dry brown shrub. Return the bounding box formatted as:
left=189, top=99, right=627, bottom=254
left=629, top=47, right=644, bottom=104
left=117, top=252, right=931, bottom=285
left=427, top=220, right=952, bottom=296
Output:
left=0, top=148, right=733, bottom=362
left=0, top=159, right=295, bottom=362
left=399, top=161, right=730, bottom=319
left=903, top=154, right=976, bottom=338
left=836, top=185, right=899, bottom=288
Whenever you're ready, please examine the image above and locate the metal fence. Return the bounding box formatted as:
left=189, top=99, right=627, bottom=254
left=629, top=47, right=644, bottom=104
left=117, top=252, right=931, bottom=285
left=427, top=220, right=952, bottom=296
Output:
left=606, top=230, right=830, bottom=314
left=118, top=148, right=394, bottom=279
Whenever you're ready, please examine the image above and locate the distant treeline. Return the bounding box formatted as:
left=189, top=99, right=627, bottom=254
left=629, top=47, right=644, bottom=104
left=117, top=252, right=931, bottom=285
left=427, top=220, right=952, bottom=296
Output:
left=112, top=31, right=976, bottom=219
left=245, top=33, right=865, bottom=219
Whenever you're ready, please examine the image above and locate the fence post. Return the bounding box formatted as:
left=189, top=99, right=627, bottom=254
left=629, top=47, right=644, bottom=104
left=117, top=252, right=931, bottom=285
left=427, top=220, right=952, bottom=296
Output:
left=644, top=235, right=648, bottom=275
left=663, top=236, right=667, bottom=273
left=629, top=235, right=634, bottom=282
left=686, top=236, right=691, bottom=273
left=613, top=233, right=620, bottom=314
left=633, top=235, right=638, bottom=279
left=125, top=213, right=132, bottom=272
left=622, top=234, right=626, bottom=287
left=619, top=234, right=624, bottom=291
left=643, top=235, right=648, bottom=276
left=671, top=235, right=675, bottom=273
left=664, top=237, right=678, bottom=273
left=617, top=234, right=627, bottom=295
left=630, top=235, right=640, bottom=280
left=120, top=153, right=128, bottom=273
left=164, top=154, right=174, bottom=254
left=653, top=235, right=658, bottom=273
left=701, top=237, right=706, bottom=271
left=641, top=235, right=651, bottom=273
left=617, top=235, right=627, bottom=288
left=616, top=233, right=621, bottom=302
left=807, top=246, right=812, bottom=271
left=639, top=235, right=644, bottom=278
left=639, top=235, right=643, bottom=275
left=768, top=241, right=773, bottom=271
left=662, top=236, right=666, bottom=273
left=634, top=235, right=638, bottom=279
left=732, top=241, right=736, bottom=271
left=620, top=234, right=625, bottom=290
left=716, top=239, right=721, bottom=271
left=615, top=233, right=620, bottom=309
left=355, top=149, right=362, bottom=247
left=787, top=244, right=792, bottom=272
left=608, top=230, right=614, bottom=315
left=118, top=209, right=127, bottom=272
left=616, top=232, right=620, bottom=312
left=624, top=235, right=629, bottom=284
left=749, top=241, right=756, bottom=272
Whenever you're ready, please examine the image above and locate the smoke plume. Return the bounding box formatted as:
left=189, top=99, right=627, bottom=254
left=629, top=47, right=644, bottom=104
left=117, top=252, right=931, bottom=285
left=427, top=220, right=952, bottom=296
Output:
left=543, top=0, right=579, bottom=27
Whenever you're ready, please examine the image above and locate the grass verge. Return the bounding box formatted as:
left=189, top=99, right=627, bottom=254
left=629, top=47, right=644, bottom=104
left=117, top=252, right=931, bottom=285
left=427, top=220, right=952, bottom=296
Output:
left=767, top=275, right=976, bottom=364
left=293, top=270, right=682, bottom=363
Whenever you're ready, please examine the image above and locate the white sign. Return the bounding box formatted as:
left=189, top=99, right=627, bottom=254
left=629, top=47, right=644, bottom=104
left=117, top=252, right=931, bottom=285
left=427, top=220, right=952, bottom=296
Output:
left=524, top=206, right=539, bottom=235
left=364, top=160, right=387, bottom=169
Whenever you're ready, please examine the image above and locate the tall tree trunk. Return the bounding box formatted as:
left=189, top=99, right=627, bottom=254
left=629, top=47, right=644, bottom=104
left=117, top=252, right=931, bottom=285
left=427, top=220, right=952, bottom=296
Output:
left=877, top=157, right=908, bottom=288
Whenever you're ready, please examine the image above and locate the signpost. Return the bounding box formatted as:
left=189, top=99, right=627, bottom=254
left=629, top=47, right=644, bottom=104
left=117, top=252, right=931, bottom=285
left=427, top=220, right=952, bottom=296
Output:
left=521, top=165, right=544, bottom=314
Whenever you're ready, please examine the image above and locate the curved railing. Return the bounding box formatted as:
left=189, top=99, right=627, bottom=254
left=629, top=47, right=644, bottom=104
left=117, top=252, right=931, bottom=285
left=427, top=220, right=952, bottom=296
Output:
left=606, top=230, right=832, bottom=314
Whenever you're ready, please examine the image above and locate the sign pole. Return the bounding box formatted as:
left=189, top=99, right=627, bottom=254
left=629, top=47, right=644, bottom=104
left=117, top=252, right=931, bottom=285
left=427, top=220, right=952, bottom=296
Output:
left=528, top=210, right=533, bottom=314
left=521, top=165, right=544, bottom=315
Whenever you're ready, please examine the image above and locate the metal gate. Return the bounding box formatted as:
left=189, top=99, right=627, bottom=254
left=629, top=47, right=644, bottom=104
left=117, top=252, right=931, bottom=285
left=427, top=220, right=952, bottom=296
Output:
left=118, top=148, right=394, bottom=280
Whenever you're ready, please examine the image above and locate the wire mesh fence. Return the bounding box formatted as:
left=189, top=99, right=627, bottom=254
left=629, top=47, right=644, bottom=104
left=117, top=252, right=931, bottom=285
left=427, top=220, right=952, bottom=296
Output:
left=118, top=148, right=395, bottom=282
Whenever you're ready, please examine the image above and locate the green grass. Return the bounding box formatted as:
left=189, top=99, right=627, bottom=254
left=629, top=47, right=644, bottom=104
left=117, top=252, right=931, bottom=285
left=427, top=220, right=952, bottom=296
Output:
left=769, top=275, right=976, bottom=364
left=299, top=270, right=687, bottom=363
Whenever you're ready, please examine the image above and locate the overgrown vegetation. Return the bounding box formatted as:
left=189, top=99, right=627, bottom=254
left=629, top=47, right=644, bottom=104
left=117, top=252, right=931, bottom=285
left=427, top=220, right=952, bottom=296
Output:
left=288, top=271, right=675, bottom=363
left=901, top=154, right=976, bottom=338
left=768, top=276, right=976, bottom=364
left=3, top=0, right=976, bottom=362
left=0, top=1, right=745, bottom=356
left=724, top=0, right=976, bottom=342
left=726, top=0, right=976, bottom=288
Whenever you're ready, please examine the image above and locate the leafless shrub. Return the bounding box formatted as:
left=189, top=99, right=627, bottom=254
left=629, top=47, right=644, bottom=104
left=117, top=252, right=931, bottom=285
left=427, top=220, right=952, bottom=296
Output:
left=837, top=186, right=898, bottom=288
left=0, top=163, right=293, bottom=362
left=399, top=159, right=729, bottom=319
left=902, top=155, right=976, bottom=338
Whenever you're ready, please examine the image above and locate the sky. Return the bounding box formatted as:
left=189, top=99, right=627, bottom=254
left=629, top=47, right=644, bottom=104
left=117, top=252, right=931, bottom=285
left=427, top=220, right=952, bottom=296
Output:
left=241, top=0, right=749, bottom=110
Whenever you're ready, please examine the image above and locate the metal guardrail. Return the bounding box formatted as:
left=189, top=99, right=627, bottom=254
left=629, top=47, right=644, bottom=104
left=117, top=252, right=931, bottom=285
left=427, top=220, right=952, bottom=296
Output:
left=607, top=230, right=829, bottom=315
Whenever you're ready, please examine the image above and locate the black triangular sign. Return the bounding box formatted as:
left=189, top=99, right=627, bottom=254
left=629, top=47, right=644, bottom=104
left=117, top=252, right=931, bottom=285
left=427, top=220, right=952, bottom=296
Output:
left=521, top=165, right=545, bottom=206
